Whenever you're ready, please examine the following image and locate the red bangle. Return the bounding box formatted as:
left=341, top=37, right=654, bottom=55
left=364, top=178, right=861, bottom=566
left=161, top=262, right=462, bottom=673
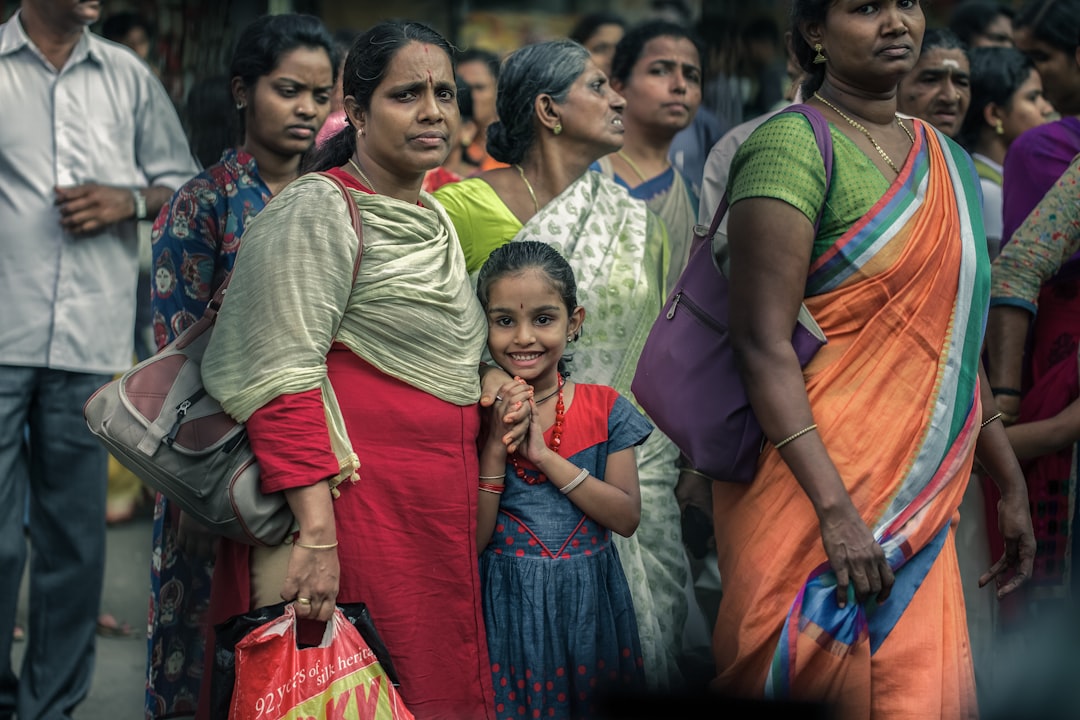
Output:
left=478, top=482, right=505, bottom=495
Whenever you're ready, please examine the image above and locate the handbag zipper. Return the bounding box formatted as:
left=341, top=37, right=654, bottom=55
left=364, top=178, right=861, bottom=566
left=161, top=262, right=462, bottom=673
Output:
left=666, top=292, right=727, bottom=334
left=165, top=388, right=207, bottom=446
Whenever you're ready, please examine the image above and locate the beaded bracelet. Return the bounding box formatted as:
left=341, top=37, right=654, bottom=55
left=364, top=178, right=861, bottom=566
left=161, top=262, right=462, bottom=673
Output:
left=559, top=467, right=590, bottom=495
left=478, top=482, right=505, bottom=495
left=774, top=424, right=818, bottom=450
left=980, top=412, right=1003, bottom=428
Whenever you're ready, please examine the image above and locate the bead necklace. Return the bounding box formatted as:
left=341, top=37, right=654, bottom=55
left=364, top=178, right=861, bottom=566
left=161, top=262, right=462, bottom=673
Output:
left=813, top=92, right=914, bottom=174
left=514, top=164, right=539, bottom=214
left=510, top=374, right=565, bottom=485
left=348, top=157, right=377, bottom=193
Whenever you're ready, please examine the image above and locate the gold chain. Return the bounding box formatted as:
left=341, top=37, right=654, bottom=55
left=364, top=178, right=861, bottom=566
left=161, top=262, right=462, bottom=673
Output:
left=514, top=164, right=539, bottom=214
left=616, top=150, right=650, bottom=182
left=813, top=92, right=914, bottom=174
left=348, top=157, right=377, bottom=194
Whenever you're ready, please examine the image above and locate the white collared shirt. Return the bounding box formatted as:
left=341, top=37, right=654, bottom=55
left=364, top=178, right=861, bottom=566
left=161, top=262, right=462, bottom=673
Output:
left=0, top=12, right=197, bottom=373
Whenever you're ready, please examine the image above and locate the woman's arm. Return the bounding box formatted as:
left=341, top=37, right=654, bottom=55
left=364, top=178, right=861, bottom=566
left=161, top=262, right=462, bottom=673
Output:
left=974, top=364, right=1036, bottom=597
left=1005, top=398, right=1080, bottom=461
left=728, top=195, right=893, bottom=608
left=280, top=482, right=340, bottom=622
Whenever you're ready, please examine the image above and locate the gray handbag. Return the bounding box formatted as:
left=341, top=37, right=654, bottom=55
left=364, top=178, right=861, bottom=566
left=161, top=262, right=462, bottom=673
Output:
left=84, top=171, right=363, bottom=546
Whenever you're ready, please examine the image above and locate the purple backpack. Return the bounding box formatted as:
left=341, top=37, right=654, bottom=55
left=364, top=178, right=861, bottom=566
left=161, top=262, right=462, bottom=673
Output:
left=631, top=104, right=834, bottom=483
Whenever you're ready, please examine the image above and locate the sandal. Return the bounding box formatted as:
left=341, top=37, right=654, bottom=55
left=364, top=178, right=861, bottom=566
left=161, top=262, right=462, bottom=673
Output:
left=96, top=613, right=137, bottom=638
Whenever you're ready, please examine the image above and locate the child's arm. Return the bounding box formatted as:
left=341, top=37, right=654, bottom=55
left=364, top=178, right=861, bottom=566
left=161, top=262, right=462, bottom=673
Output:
left=476, top=379, right=533, bottom=552
left=532, top=445, right=641, bottom=538
left=1005, top=397, right=1080, bottom=462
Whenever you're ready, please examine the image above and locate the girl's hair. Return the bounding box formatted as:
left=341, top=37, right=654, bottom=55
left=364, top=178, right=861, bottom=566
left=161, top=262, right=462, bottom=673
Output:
left=230, top=14, right=338, bottom=143
left=949, top=1, right=1015, bottom=46
left=789, top=0, right=832, bottom=97
left=476, top=242, right=581, bottom=375
left=569, top=12, right=627, bottom=46
left=486, top=40, right=591, bottom=166
left=476, top=241, right=579, bottom=314
left=304, top=20, right=454, bottom=173
left=957, top=46, right=1037, bottom=150
left=1014, top=0, right=1080, bottom=52
left=609, top=19, right=704, bottom=85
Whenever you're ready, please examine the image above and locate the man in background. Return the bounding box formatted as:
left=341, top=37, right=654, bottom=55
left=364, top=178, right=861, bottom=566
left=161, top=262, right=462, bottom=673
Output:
left=0, top=0, right=197, bottom=716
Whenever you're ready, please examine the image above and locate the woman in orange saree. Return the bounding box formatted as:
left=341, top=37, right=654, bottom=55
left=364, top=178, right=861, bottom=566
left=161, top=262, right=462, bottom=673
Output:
left=712, top=1, right=1036, bottom=717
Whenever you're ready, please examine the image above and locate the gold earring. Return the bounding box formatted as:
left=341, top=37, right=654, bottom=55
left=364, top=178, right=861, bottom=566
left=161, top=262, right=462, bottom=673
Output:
left=358, top=126, right=365, bottom=137
left=995, top=119, right=1004, bottom=135
left=813, top=44, right=826, bottom=64
left=553, top=123, right=563, bottom=136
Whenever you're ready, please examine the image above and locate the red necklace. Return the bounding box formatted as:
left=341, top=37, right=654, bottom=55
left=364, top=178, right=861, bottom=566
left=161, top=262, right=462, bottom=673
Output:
left=510, top=375, right=565, bottom=485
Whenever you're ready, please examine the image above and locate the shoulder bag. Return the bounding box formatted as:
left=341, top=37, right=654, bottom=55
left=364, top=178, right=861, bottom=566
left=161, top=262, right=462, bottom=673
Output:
left=83, top=171, right=364, bottom=545
left=631, top=104, right=833, bottom=484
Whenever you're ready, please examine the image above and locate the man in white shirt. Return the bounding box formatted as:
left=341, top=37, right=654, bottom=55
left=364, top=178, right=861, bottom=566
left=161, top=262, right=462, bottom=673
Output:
left=0, top=1, right=197, bottom=717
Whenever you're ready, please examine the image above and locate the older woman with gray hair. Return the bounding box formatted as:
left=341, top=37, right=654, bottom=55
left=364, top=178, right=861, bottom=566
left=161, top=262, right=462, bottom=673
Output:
left=434, top=39, right=694, bottom=691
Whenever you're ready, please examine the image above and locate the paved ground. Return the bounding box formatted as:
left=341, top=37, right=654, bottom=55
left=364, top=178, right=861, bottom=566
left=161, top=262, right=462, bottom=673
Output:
left=14, top=510, right=153, bottom=720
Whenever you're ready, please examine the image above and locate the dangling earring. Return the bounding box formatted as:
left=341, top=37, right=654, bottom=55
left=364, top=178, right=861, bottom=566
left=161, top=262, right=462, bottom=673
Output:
left=235, top=100, right=246, bottom=110
left=994, top=119, right=1004, bottom=135
left=358, top=126, right=365, bottom=137
left=813, top=44, right=826, bottom=64
left=553, top=123, right=563, bottom=136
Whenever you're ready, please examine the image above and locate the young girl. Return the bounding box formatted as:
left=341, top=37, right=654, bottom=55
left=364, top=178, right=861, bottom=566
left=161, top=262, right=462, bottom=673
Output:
left=476, top=241, right=650, bottom=719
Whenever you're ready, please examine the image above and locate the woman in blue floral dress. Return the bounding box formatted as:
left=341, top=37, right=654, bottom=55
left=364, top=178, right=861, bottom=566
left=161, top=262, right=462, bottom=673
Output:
left=144, top=14, right=336, bottom=718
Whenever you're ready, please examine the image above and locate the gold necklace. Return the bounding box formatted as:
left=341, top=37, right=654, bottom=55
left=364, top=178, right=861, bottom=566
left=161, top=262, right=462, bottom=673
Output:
left=616, top=150, right=650, bottom=182
left=813, top=92, right=914, bottom=174
left=514, top=164, right=539, bottom=214
left=348, top=157, right=377, bottom=193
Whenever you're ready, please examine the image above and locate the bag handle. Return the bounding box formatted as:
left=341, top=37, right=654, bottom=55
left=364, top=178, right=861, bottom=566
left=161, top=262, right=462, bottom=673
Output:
left=199, top=170, right=364, bottom=326
left=703, top=103, right=836, bottom=240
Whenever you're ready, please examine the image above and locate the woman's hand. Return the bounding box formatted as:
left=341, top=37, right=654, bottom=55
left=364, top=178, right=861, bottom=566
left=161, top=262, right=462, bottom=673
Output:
left=479, top=366, right=531, bottom=453
left=281, top=543, right=340, bottom=623
left=980, top=491, right=1036, bottom=598
left=176, top=511, right=217, bottom=562
left=818, top=505, right=894, bottom=609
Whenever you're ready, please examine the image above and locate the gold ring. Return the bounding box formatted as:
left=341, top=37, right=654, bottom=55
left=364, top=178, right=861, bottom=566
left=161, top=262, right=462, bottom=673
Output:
left=296, top=597, right=312, bottom=605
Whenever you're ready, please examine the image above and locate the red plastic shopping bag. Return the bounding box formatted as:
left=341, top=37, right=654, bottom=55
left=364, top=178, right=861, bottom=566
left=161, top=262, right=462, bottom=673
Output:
left=230, top=604, right=414, bottom=720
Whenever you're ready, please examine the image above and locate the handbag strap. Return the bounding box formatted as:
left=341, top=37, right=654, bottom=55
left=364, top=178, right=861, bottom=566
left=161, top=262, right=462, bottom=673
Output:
left=704, top=103, right=835, bottom=240
left=200, top=170, right=364, bottom=325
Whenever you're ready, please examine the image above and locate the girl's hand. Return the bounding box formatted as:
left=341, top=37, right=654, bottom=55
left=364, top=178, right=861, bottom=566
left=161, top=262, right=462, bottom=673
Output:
left=485, top=378, right=532, bottom=447
left=516, top=399, right=550, bottom=465
left=281, top=543, right=340, bottom=623
left=480, top=367, right=531, bottom=452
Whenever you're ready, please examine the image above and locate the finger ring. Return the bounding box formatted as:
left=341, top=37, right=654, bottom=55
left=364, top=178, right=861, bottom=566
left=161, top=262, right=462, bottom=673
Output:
left=496, top=394, right=503, bottom=401
left=296, top=597, right=311, bottom=605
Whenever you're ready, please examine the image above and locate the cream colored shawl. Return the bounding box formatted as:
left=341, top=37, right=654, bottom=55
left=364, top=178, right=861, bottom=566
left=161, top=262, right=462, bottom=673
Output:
left=203, top=172, right=487, bottom=486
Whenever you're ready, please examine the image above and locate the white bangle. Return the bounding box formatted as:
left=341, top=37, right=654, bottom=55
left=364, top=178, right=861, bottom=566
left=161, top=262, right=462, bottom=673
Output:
left=560, top=467, right=590, bottom=495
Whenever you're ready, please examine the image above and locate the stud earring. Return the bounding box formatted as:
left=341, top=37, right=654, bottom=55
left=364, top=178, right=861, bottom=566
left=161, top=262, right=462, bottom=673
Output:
left=358, top=126, right=365, bottom=137
left=567, top=335, right=573, bottom=343
left=553, top=123, right=563, bottom=136
left=235, top=100, right=246, bottom=110
left=813, top=44, right=826, bottom=64
left=994, top=119, right=1004, bottom=135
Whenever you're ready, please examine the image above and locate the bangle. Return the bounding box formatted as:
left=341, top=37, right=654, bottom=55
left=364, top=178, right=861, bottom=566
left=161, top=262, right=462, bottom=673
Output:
left=479, top=475, right=505, bottom=481
left=981, top=412, right=1003, bottom=428
left=774, top=424, right=818, bottom=450
left=991, top=387, right=1022, bottom=397
left=478, top=482, right=505, bottom=495
left=294, top=540, right=338, bottom=550
left=559, top=467, right=590, bottom=495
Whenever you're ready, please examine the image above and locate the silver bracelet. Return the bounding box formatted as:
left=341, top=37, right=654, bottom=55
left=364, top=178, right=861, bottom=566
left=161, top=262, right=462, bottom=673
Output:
left=560, top=467, right=590, bottom=495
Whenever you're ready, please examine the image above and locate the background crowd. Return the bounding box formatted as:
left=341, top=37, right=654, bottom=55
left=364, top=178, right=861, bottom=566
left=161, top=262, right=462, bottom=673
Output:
left=1, top=0, right=1079, bottom=718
